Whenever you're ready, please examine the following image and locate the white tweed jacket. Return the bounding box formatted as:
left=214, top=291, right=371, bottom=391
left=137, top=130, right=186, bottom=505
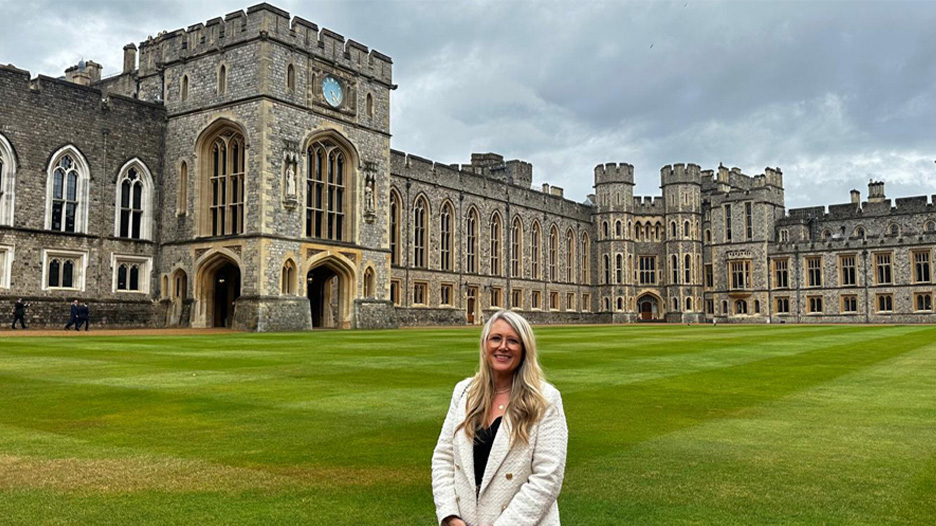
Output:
left=432, top=378, right=568, bottom=526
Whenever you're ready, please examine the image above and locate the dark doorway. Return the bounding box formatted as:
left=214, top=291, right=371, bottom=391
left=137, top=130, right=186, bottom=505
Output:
left=466, top=286, right=478, bottom=324
left=213, top=263, right=241, bottom=328
left=638, top=294, right=659, bottom=321
left=307, top=265, right=339, bottom=328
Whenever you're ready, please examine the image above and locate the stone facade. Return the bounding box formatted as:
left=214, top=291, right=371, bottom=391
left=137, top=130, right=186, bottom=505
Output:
left=2, top=3, right=935, bottom=330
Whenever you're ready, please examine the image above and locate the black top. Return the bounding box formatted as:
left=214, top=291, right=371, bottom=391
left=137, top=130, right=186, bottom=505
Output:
left=473, top=416, right=502, bottom=487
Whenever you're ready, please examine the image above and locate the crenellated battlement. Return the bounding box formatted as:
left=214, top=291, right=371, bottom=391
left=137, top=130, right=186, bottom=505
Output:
left=594, top=162, right=634, bottom=186
left=660, top=163, right=701, bottom=186
left=783, top=183, right=936, bottom=223
left=137, top=3, right=392, bottom=84
left=633, top=195, right=664, bottom=214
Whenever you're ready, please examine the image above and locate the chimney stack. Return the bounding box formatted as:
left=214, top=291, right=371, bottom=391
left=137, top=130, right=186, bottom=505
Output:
left=123, top=44, right=137, bottom=74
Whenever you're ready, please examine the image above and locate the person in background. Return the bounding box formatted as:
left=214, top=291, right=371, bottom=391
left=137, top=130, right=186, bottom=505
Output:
left=76, top=302, right=90, bottom=331
left=11, top=298, right=28, bottom=329
left=64, top=299, right=79, bottom=330
left=432, top=310, right=568, bottom=526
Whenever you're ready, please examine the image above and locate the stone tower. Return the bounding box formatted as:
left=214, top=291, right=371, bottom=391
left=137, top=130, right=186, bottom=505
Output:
left=593, top=162, right=635, bottom=322
left=103, top=4, right=395, bottom=330
left=661, top=163, right=704, bottom=322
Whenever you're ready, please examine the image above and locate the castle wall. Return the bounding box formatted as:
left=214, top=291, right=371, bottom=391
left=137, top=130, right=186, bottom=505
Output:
left=0, top=65, right=166, bottom=328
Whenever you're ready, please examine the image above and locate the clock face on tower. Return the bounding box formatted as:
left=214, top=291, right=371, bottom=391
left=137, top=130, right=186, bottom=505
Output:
left=322, top=76, right=344, bottom=107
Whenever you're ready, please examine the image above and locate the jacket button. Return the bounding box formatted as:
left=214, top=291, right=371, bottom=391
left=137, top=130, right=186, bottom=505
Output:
left=455, top=464, right=460, bottom=470
left=502, top=504, right=508, bottom=511
left=505, top=473, right=513, bottom=480
left=456, top=496, right=460, bottom=503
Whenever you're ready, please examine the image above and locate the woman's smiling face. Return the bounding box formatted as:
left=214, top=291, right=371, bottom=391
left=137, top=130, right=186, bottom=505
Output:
left=486, top=319, right=523, bottom=379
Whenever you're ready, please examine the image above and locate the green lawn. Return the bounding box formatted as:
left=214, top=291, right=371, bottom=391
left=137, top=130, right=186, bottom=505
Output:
left=1, top=325, right=935, bottom=525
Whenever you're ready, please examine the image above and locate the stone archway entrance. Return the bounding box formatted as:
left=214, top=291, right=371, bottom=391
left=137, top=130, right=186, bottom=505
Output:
left=637, top=294, right=660, bottom=321
left=213, top=263, right=241, bottom=328
left=194, top=252, right=242, bottom=328
left=307, top=265, right=338, bottom=328
left=305, top=256, right=355, bottom=329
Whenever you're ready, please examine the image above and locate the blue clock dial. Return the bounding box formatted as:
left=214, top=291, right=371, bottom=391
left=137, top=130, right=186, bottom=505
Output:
left=322, top=76, right=344, bottom=108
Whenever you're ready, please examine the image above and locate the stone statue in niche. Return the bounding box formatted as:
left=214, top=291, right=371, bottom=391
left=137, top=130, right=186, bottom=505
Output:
left=365, top=175, right=375, bottom=214
left=283, top=155, right=299, bottom=209
left=286, top=164, right=297, bottom=198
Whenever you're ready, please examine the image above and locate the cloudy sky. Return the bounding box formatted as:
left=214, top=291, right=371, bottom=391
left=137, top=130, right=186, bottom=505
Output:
left=1, top=0, right=934, bottom=209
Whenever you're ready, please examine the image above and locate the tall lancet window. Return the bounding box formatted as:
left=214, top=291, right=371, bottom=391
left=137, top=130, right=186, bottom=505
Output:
left=46, top=148, right=90, bottom=234
left=413, top=196, right=428, bottom=269
left=118, top=168, right=144, bottom=239
left=210, top=132, right=245, bottom=236
left=306, top=140, right=347, bottom=241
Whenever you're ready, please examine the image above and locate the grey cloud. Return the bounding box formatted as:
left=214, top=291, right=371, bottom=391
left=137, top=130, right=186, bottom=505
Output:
left=2, top=0, right=933, bottom=208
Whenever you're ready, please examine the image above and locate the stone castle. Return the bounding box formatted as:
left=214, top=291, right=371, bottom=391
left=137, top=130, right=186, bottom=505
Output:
left=1, top=3, right=935, bottom=330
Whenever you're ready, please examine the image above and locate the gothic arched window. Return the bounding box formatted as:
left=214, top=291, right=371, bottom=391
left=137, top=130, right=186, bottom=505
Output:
left=440, top=202, right=454, bottom=271
left=490, top=212, right=502, bottom=275
left=114, top=160, right=153, bottom=240
left=218, top=65, right=227, bottom=95
left=566, top=229, right=575, bottom=283
left=548, top=225, right=559, bottom=281
left=0, top=133, right=16, bottom=226
left=363, top=266, right=375, bottom=298
left=466, top=207, right=479, bottom=273
left=306, top=139, right=347, bottom=241
left=390, top=189, right=401, bottom=265
left=685, top=254, right=691, bottom=283
left=46, top=147, right=90, bottom=234
left=413, top=196, right=428, bottom=269
left=615, top=254, right=623, bottom=284
left=209, top=131, right=246, bottom=236
left=511, top=217, right=522, bottom=278
left=531, top=221, right=541, bottom=280
left=281, top=260, right=296, bottom=295
left=581, top=233, right=590, bottom=284
left=177, top=161, right=188, bottom=216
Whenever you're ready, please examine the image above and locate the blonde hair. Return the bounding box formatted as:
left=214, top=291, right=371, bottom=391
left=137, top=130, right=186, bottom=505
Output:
left=457, top=310, right=548, bottom=446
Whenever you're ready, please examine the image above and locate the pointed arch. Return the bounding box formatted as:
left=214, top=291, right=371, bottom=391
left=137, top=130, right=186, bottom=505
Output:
left=217, top=63, right=227, bottom=95
left=45, top=145, right=91, bottom=233
left=440, top=199, right=455, bottom=271
left=413, top=193, right=430, bottom=269
left=304, top=251, right=357, bottom=329
left=389, top=186, right=402, bottom=265
left=530, top=219, right=542, bottom=280
left=287, top=63, right=296, bottom=91
left=113, top=158, right=154, bottom=240
left=580, top=231, right=590, bottom=284
left=177, top=160, right=189, bottom=216
left=281, top=258, right=298, bottom=295
left=511, top=215, right=523, bottom=278
left=490, top=210, right=503, bottom=275
left=548, top=224, right=559, bottom=282
left=195, top=118, right=249, bottom=237
left=303, top=129, right=360, bottom=242
left=363, top=264, right=376, bottom=298
left=565, top=227, right=576, bottom=283
left=0, top=133, right=17, bottom=226
left=466, top=205, right=480, bottom=273
left=193, top=248, right=243, bottom=328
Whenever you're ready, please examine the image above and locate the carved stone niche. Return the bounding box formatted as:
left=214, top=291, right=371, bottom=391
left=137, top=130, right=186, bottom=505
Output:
left=362, top=161, right=378, bottom=224
left=283, top=151, right=299, bottom=209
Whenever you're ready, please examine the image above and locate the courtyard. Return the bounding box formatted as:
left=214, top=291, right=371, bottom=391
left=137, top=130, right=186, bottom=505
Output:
left=1, top=324, right=934, bottom=525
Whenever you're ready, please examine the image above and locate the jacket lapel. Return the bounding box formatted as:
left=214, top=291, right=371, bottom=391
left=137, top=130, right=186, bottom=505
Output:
left=454, top=393, right=475, bottom=486
left=478, top=415, right=511, bottom=497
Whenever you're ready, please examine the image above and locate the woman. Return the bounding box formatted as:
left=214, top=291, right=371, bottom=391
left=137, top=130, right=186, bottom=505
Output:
left=432, top=310, right=568, bottom=526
